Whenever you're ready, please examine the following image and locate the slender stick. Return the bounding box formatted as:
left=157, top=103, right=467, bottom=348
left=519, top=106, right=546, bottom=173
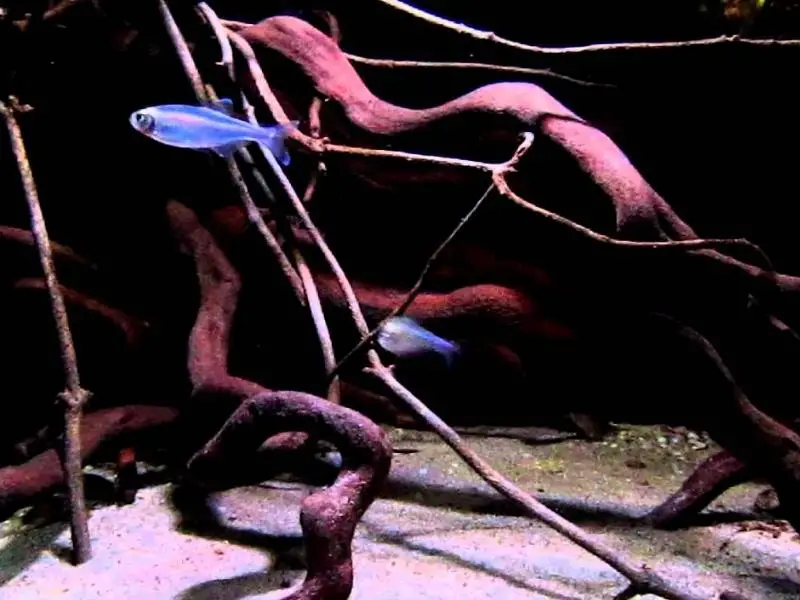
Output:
left=158, top=0, right=305, bottom=300
left=331, top=133, right=534, bottom=376
left=225, top=28, right=292, bottom=123
left=491, top=170, right=771, bottom=266
left=220, top=15, right=799, bottom=54
left=173, top=0, right=340, bottom=401
left=331, top=181, right=498, bottom=377
left=157, top=0, right=207, bottom=101
left=201, top=1, right=339, bottom=401
left=259, top=145, right=371, bottom=334
left=344, top=54, right=614, bottom=88
left=374, top=0, right=800, bottom=54
left=296, top=183, right=340, bottom=403
left=0, top=98, right=92, bottom=565
left=225, top=97, right=340, bottom=402
left=196, top=2, right=233, bottom=75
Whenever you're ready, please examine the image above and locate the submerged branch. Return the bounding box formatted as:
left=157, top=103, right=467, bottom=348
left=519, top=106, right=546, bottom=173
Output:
left=200, top=1, right=340, bottom=401
left=343, top=54, right=615, bottom=88
left=375, top=0, right=800, bottom=54
left=158, top=0, right=305, bottom=301
left=0, top=98, right=92, bottom=565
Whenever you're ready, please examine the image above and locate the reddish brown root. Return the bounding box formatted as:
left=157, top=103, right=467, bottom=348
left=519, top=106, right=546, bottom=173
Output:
left=662, top=319, right=800, bottom=531
left=13, top=277, right=148, bottom=347
left=168, top=200, right=393, bottom=599
left=0, top=225, right=96, bottom=270
left=646, top=450, right=751, bottom=528
left=240, top=16, right=800, bottom=299
left=0, top=405, right=178, bottom=518
left=187, top=391, right=392, bottom=600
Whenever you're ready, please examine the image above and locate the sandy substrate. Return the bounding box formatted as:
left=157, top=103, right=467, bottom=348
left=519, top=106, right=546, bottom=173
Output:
left=1, top=425, right=799, bottom=599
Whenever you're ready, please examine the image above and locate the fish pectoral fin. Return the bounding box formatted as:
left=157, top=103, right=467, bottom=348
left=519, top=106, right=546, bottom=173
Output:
left=211, top=141, right=243, bottom=158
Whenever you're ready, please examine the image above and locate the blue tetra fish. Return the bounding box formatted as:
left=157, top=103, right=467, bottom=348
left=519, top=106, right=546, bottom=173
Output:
left=376, top=316, right=461, bottom=367
left=129, top=98, right=298, bottom=166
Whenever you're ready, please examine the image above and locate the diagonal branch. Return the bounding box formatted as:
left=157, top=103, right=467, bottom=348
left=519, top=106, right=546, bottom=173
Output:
left=330, top=131, right=534, bottom=377
left=157, top=0, right=305, bottom=302
left=330, top=181, right=498, bottom=378
left=195, top=1, right=340, bottom=403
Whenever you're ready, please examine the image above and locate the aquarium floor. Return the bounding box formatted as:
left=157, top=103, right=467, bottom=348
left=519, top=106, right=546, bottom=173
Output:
left=2, top=425, right=799, bottom=599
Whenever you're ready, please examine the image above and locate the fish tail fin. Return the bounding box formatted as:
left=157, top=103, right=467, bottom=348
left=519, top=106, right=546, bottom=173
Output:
left=440, top=341, right=461, bottom=368
left=257, top=120, right=299, bottom=167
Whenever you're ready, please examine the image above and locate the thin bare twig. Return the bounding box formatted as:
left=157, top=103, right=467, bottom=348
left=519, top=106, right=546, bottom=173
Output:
left=224, top=28, right=294, bottom=124
left=158, top=0, right=305, bottom=301
left=231, top=101, right=341, bottom=403
left=234, top=144, right=341, bottom=401
left=196, top=4, right=254, bottom=120
left=228, top=153, right=306, bottom=300
left=375, top=0, right=800, bottom=54
left=0, top=98, right=92, bottom=565
left=330, top=132, right=534, bottom=377
left=491, top=169, right=772, bottom=267
left=260, top=141, right=372, bottom=333
left=174, top=1, right=341, bottom=402
left=196, top=2, right=233, bottom=77
left=42, top=0, right=86, bottom=21
left=321, top=141, right=771, bottom=266
left=304, top=138, right=768, bottom=261
left=344, top=54, right=614, bottom=88
left=157, top=0, right=207, bottom=102
left=295, top=199, right=340, bottom=402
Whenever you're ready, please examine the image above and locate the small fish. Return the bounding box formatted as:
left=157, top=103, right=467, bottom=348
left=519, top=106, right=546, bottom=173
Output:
left=129, top=98, right=297, bottom=166
left=376, top=316, right=460, bottom=367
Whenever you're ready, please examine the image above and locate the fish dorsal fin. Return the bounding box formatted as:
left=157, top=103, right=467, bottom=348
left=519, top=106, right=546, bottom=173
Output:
left=210, top=98, right=235, bottom=115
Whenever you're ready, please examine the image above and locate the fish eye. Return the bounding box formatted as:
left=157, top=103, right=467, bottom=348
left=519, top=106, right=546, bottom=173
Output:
left=133, top=112, right=155, bottom=133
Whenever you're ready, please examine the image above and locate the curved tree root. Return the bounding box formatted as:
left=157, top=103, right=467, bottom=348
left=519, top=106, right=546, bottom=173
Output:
left=187, top=391, right=392, bottom=600
left=646, top=450, right=752, bottom=528
left=12, top=277, right=149, bottom=347
left=654, top=316, right=800, bottom=532
left=166, top=199, right=303, bottom=449
left=238, top=17, right=798, bottom=287
left=312, top=271, right=575, bottom=342
left=0, top=405, right=179, bottom=519
left=0, top=225, right=96, bottom=270
left=168, top=199, right=393, bottom=599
